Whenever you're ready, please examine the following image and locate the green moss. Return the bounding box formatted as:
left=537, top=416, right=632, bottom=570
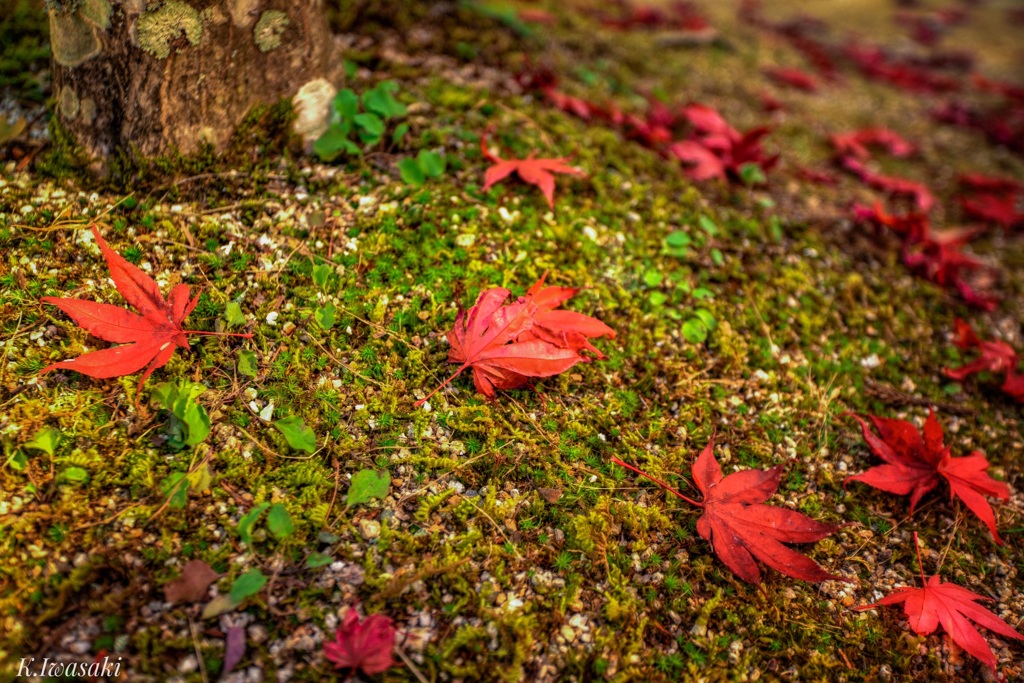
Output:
left=137, top=0, right=203, bottom=60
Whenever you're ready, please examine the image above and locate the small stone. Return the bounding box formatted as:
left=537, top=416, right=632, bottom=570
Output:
left=69, top=640, right=91, bottom=655
left=178, top=655, right=199, bottom=674
left=359, top=519, right=381, bottom=540
left=561, top=625, right=576, bottom=643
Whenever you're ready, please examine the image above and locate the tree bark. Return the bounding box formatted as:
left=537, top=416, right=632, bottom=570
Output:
left=49, top=0, right=338, bottom=160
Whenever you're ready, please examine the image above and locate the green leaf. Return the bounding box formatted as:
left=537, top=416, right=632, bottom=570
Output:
left=313, top=125, right=359, bottom=161
left=24, top=427, right=60, bottom=456
left=692, top=287, right=715, bottom=300
left=266, top=503, right=294, bottom=540
left=238, top=350, right=258, bottom=379
left=312, top=264, right=333, bottom=289
left=398, top=157, right=425, bottom=187
left=159, top=472, right=188, bottom=508
left=315, top=302, right=337, bottom=330
left=648, top=291, right=668, bottom=307
left=181, top=402, right=211, bottom=447
left=150, top=382, right=178, bottom=409
left=224, top=302, right=246, bottom=328
left=238, top=501, right=270, bottom=546
left=62, top=466, right=89, bottom=483
left=392, top=122, right=409, bottom=146
left=693, top=309, right=717, bottom=331
left=665, top=231, right=691, bottom=248
left=353, top=112, right=384, bottom=144
left=5, top=449, right=27, bottom=472
left=333, top=89, right=359, bottom=122
left=347, top=469, right=391, bottom=507
left=643, top=270, right=663, bottom=287
left=417, top=150, right=446, bottom=178
left=343, top=60, right=357, bottom=79
left=711, top=248, right=724, bottom=267
left=274, top=416, right=317, bottom=454
left=362, top=81, right=407, bottom=119
left=682, top=318, right=709, bottom=344
left=698, top=215, right=719, bottom=236
left=739, top=162, right=767, bottom=186
left=229, top=569, right=267, bottom=603
left=306, top=552, right=333, bottom=568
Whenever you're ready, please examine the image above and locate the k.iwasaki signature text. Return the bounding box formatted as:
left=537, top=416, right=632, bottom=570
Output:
left=17, top=655, right=123, bottom=678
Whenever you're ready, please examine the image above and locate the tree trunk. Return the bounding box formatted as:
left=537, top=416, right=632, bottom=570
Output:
left=49, top=0, right=339, bottom=160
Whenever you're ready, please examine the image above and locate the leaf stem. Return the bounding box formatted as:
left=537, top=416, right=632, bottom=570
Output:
left=413, top=364, right=468, bottom=408
left=183, top=330, right=254, bottom=339
left=913, top=531, right=926, bottom=585
left=610, top=456, right=703, bottom=508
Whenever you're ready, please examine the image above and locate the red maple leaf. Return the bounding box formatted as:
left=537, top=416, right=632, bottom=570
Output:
left=40, top=226, right=251, bottom=402
left=961, top=193, right=1024, bottom=231
left=1002, top=371, right=1024, bottom=403
left=517, top=274, right=616, bottom=358
left=323, top=608, right=396, bottom=676
left=669, top=104, right=777, bottom=183
left=857, top=532, right=1022, bottom=673
left=414, top=283, right=593, bottom=405
left=841, top=157, right=935, bottom=212
left=480, top=131, right=585, bottom=209
left=944, top=319, right=1019, bottom=381
left=830, top=128, right=915, bottom=160
left=845, top=411, right=1010, bottom=544
left=764, top=66, right=819, bottom=92
left=613, top=434, right=843, bottom=584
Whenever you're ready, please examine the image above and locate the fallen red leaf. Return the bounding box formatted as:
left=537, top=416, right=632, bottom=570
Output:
left=830, top=128, right=915, bottom=160
left=613, top=434, right=844, bottom=584
left=944, top=319, right=1019, bottom=380
left=517, top=273, right=616, bottom=358
left=944, top=319, right=1023, bottom=404
left=853, top=204, right=998, bottom=309
left=764, top=66, right=819, bottom=92
left=840, top=157, right=935, bottom=212
left=416, top=276, right=613, bottom=405
left=323, top=608, right=396, bottom=676
left=670, top=104, right=778, bottom=183
left=480, top=131, right=585, bottom=209
left=957, top=174, right=1024, bottom=232
left=858, top=532, right=1022, bottom=673
left=40, top=226, right=252, bottom=402
left=845, top=411, right=1010, bottom=544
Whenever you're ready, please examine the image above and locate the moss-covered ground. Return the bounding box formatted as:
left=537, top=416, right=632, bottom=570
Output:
left=1, top=1, right=1022, bottom=681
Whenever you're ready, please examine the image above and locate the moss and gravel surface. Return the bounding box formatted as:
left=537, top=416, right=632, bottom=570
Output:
left=1, top=1, right=1023, bottom=681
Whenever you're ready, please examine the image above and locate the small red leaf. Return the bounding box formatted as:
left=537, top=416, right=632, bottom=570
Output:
left=480, top=132, right=584, bottom=209
left=323, top=608, right=396, bottom=676
left=858, top=534, right=1022, bottom=673
left=845, top=411, right=1009, bottom=543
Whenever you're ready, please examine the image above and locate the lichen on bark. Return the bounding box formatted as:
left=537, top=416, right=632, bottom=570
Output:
left=253, top=10, right=289, bottom=53
left=137, top=1, right=204, bottom=59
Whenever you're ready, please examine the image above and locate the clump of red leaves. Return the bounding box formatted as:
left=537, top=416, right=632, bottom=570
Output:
left=944, top=319, right=1024, bottom=403
left=669, top=104, right=779, bottom=183
left=958, top=173, right=1024, bottom=232
left=613, top=434, right=845, bottom=585
left=858, top=533, right=1022, bottom=673
left=323, top=608, right=396, bottom=677
left=415, top=275, right=614, bottom=405
left=831, top=129, right=934, bottom=211
left=845, top=411, right=1010, bottom=544
left=853, top=202, right=998, bottom=309
left=520, top=71, right=776, bottom=184
left=599, top=1, right=712, bottom=33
